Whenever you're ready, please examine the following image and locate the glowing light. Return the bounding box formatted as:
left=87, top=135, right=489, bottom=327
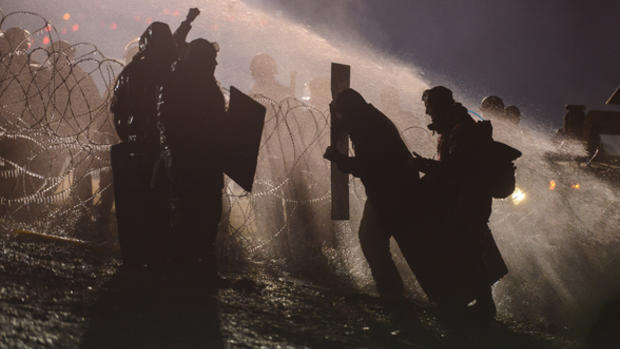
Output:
left=44, top=24, right=52, bottom=32
left=42, top=36, right=50, bottom=45
left=173, top=10, right=180, bottom=16
left=571, top=184, right=581, bottom=190
left=549, top=180, right=556, bottom=190
left=63, top=13, right=71, bottom=21
left=511, top=187, right=526, bottom=205
left=145, top=17, right=153, bottom=24
left=163, top=8, right=170, bottom=15
left=110, top=22, right=117, bottom=30
left=72, top=24, right=79, bottom=32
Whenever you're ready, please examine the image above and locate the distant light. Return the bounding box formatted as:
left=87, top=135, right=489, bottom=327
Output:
left=571, top=183, right=581, bottom=190
left=44, top=24, right=52, bottom=32
left=42, top=36, right=50, bottom=45
left=172, top=10, right=180, bottom=16
left=512, top=187, right=526, bottom=205
left=72, top=24, right=80, bottom=32
left=549, top=180, right=556, bottom=190
left=63, top=13, right=71, bottom=21
left=134, top=16, right=141, bottom=22
left=163, top=8, right=170, bottom=15
left=110, top=22, right=117, bottom=30
left=145, top=17, right=153, bottom=24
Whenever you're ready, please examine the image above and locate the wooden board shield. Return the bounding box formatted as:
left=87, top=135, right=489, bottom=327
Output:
left=330, top=63, right=351, bottom=220
left=223, top=86, right=266, bottom=192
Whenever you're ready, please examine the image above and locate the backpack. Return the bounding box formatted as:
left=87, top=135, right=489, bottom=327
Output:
left=474, top=121, right=522, bottom=198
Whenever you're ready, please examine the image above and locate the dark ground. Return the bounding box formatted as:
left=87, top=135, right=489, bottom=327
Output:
left=0, top=226, right=583, bottom=349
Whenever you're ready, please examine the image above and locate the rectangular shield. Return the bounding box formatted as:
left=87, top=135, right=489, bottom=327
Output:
left=223, top=86, right=266, bottom=192
left=330, top=63, right=351, bottom=220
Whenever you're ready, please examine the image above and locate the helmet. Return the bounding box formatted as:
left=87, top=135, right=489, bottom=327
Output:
left=188, top=38, right=219, bottom=61
left=504, top=105, right=520, bottom=117
left=250, top=53, right=277, bottom=77
left=3, top=27, right=33, bottom=53
left=480, top=95, right=505, bottom=112
left=504, top=105, right=521, bottom=125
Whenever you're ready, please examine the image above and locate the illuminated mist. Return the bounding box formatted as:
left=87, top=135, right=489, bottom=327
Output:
left=2, top=0, right=619, bottom=333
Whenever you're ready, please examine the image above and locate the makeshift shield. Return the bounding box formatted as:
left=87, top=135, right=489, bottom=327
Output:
left=330, top=63, right=351, bottom=220
left=223, top=86, right=266, bottom=192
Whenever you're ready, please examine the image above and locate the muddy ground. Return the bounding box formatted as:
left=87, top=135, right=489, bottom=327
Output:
left=0, top=228, right=585, bottom=349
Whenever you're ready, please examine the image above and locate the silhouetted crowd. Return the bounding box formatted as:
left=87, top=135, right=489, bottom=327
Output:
left=107, top=8, right=526, bottom=328
left=325, top=86, right=520, bottom=326
left=3, top=7, right=620, bottom=346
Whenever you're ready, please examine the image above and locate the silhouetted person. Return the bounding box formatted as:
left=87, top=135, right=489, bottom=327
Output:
left=412, top=86, right=518, bottom=321
left=110, top=9, right=199, bottom=268
left=112, top=8, right=199, bottom=145
left=323, top=88, right=418, bottom=299
left=249, top=53, right=295, bottom=101
left=158, top=38, right=226, bottom=278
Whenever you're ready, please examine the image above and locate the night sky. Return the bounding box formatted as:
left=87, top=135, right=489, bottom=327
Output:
left=2, top=0, right=619, bottom=128
left=248, top=0, right=620, bottom=128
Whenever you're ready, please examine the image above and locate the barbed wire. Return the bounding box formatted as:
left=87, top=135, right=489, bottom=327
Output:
left=0, top=11, right=435, bottom=266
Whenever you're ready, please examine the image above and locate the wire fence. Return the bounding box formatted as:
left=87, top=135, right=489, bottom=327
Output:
left=0, top=11, right=437, bottom=277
